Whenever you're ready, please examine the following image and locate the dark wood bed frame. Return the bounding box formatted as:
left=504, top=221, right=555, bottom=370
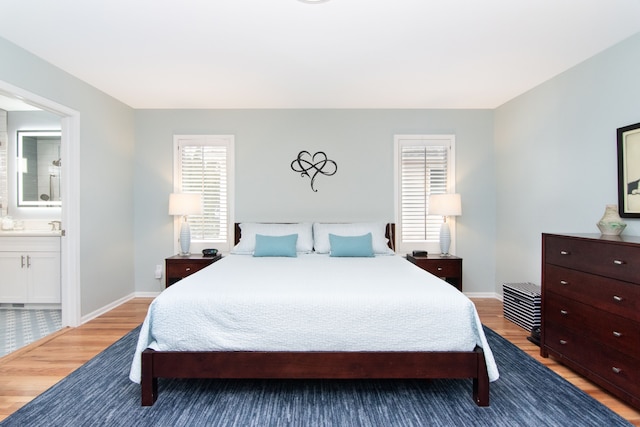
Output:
left=140, top=224, right=490, bottom=406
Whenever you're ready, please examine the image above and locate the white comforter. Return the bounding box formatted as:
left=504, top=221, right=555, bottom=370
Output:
left=129, top=254, right=499, bottom=383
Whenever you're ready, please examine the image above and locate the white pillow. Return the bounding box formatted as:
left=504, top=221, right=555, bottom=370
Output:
left=232, top=223, right=314, bottom=254
left=313, top=222, right=394, bottom=255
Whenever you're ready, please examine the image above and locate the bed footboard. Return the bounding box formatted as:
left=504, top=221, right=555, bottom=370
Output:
left=141, top=347, right=489, bottom=407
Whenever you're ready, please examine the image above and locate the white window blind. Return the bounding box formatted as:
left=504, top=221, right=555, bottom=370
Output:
left=394, top=135, right=455, bottom=253
left=174, top=135, right=234, bottom=252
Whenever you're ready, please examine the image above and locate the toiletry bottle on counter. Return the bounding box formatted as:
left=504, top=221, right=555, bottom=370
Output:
left=1, top=216, right=14, bottom=230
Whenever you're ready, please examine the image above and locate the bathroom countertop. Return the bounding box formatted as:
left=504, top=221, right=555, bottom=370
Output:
left=0, top=230, right=62, bottom=237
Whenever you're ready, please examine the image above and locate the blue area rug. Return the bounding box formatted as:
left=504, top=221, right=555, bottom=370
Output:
left=0, top=326, right=631, bottom=426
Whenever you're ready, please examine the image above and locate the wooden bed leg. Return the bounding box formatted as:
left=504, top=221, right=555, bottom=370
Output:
left=473, top=349, right=490, bottom=406
left=141, top=349, right=158, bottom=406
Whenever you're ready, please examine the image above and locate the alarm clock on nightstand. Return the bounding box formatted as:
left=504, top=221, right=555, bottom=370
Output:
left=202, top=248, right=218, bottom=257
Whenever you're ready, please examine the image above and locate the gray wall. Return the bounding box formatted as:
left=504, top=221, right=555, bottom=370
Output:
left=0, top=36, right=136, bottom=316
left=6, top=28, right=639, bottom=314
left=134, top=109, right=496, bottom=294
left=494, top=32, right=640, bottom=291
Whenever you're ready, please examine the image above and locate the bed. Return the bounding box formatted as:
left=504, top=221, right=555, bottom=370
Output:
left=130, top=222, right=499, bottom=406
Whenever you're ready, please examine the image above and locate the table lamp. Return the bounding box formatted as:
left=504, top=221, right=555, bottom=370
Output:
left=169, top=193, right=203, bottom=255
left=428, top=193, right=462, bottom=256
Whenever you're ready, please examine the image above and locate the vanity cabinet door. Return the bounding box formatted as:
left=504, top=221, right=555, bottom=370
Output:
left=27, top=252, right=61, bottom=303
left=0, top=253, right=29, bottom=302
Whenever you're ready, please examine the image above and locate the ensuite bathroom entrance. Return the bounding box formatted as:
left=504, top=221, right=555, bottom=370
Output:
left=0, top=94, right=64, bottom=357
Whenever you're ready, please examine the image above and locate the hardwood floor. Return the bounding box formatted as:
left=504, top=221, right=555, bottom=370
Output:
left=0, top=298, right=151, bottom=421
left=0, top=297, right=638, bottom=425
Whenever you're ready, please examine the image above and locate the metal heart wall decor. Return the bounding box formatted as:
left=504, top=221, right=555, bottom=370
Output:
left=290, top=150, right=338, bottom=192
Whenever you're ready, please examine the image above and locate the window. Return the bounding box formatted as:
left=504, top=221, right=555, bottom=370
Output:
left=174, top=135, right=234, bottom=253
left=394, top=135, right=455, bottom=254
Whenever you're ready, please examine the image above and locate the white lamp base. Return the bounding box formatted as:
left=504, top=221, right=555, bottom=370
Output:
left=439, top=221, right=451, bottom=256
left=179, top=219, right=191, bottom=256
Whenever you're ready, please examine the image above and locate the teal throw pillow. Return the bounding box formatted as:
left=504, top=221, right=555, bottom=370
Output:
left=253, top=234, right=298, bottom=257
left=329, top=233, right=374, bottom=257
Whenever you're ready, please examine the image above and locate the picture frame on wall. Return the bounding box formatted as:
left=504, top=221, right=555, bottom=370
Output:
left=617, top=122, right=640, bottom=217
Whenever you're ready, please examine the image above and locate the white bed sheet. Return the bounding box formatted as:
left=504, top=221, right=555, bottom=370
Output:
left=129, top=254, right=499, bottom=383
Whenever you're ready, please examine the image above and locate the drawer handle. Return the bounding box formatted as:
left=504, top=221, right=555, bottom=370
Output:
left=613, top=295, right=623, bottom=303
left=560, top=310, right=568, bottom=315
left=613, top=331, right=622, bottom=338
left=559, top=339, right=567, bottom=345
left=560, top=280, right=569, bottom=285
left=613, top=259, right=625, bottom=265
left=612, top=367, right=622, bottom=374
left=559, top=250, right=570, bottom=255
left=437, top=267, right=443, bottom=271
left=185, top=267, right=191, bottom=271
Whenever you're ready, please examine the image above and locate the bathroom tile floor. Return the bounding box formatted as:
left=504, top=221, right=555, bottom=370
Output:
left=0, top=309, right=62, bottom=357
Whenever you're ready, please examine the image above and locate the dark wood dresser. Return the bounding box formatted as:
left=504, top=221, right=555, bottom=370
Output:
left=541, top=233, right=640, bottom=410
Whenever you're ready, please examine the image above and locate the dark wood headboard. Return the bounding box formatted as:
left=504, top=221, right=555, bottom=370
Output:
left=234, top=223, right=396, bottom=251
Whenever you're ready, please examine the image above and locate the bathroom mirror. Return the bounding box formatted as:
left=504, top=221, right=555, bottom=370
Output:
left=17, top=130, right=62, bottom=207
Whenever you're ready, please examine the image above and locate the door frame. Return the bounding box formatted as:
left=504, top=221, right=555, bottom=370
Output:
left=0, top=80, right=81, bottom=327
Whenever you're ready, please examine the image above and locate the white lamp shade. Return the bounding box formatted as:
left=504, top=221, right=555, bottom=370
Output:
left=428, top=193, right=462, bottom=217
left=168, top=193, right=203, bottom=216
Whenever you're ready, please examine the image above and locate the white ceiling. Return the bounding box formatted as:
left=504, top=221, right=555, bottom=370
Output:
left=1, top=0, right=640, bottom=109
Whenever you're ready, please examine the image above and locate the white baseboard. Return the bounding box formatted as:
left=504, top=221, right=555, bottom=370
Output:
left=79, top=292, right=162, bottom=324
left=134, top=291, right=162, bottom=298
left=463, top=292, right=501, bottom=300
left=0, top=303, right=62, bottom=310
left=80, top=294, right=134, bottom=324
left=81, top=291, right=164, bottom=325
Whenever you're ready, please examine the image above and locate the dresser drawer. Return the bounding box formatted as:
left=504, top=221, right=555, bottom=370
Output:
left=406, top=255, right=463, bottom=291
left=414, top=259, right=461, bottom=277
left=166, top=261, right=209, bottom=278
left=544, top=234, right=640, bottom=284
left=545, top=325, right=640, bottom=398
left=544, top=293, right=640, bottom=357
left=544, top=264, right=640, bottom=322
left=165, top=254, right=221, bottom=287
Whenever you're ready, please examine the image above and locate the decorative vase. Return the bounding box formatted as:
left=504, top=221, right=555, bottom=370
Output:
left=596, top=205, right=626, bottom=236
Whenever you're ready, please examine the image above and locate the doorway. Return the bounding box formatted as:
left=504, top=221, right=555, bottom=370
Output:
left=0, top=80, right=81, bottom=331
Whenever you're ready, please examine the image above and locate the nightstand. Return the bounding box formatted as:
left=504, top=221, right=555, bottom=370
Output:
left=406, top=254, right=463, bottom=291
left=165, top=254, right=222, bottom=287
